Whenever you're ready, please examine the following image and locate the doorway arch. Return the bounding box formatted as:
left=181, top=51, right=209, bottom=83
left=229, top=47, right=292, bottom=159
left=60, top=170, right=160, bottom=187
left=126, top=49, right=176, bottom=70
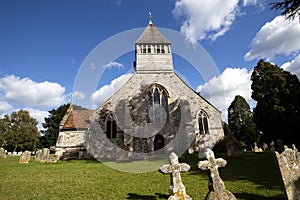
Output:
left=154, top=135, right=164, bottom=151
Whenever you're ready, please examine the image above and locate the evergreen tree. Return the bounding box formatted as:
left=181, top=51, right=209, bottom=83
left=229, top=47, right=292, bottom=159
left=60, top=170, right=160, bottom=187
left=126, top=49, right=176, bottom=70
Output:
left=40, top=103, right=70, bottom=148
left=228, top=95, right=259, bottom=147
left=270, top=0, right=300, bottom=20
left=251, top=60, right=300, bottom=145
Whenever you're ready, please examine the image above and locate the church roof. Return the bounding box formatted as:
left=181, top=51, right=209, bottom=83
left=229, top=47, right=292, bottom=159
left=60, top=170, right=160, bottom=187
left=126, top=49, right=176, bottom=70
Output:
left=136, top=21, right=171, bottom=44
left=61, top=109, right=94, bottom=130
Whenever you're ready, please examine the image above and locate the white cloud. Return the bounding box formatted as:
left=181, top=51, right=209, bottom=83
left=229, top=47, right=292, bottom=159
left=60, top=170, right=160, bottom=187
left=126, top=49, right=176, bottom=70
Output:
left=197, top=67, right=255, bottom=121
left=281, top=54, right=300, bottom=79
left=0, top=75, right=66, bottom=107
left=91, top=73, right=132, bottom=107
left=245, top=16, right=300, bottom=61
left=72, top=91, right=86, bottom=100
left=102, top=61, right=124, bottom=69
left=243, top=0, right=257, bottom=6
left=24, top=107, right=49, bottom=130
left=173, top=0, right=240, bottom=42
left=0, top=101, right=13, bottom=116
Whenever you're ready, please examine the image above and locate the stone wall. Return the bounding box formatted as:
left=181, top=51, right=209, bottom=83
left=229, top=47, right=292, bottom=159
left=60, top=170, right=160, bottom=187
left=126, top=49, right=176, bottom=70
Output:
left=55, top=129, right=88, bottom=159
left=88, top=71, right=224, bottom=159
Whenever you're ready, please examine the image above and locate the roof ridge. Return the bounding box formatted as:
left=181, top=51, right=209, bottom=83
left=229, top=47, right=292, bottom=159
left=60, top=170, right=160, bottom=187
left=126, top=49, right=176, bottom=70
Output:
left=136, top=21, right=171, bottom=44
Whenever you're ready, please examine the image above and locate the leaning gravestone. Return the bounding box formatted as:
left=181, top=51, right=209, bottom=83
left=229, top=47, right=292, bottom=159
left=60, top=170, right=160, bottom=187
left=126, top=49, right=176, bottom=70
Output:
left=275, top=145, right=300, bottom=200
left=19, top=151, right=31, bottom=164
left=159, top=152, right=192, bottom=200
left=198, top=148, right=236, bottom=200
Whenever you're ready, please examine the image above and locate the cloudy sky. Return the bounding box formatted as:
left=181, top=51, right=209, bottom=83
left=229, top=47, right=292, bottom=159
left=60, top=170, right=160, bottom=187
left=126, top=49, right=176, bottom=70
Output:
left=0, top=0, right=299, bottom=129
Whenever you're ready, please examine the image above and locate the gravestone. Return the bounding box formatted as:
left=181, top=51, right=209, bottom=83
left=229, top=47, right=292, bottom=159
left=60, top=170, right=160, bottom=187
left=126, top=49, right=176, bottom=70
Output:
left=275, top=145, right=300, bottom=200
left=262, top=143, right=269, bottom=151
left=270, top=141, right=276, bottom=151
left=226, top=137, right=240, bottom=157
left=19, top=151, right=31, bottom=164
left=292, top=144, right=298, bottom=153
left=253, top=142, right=260, bottom=152
left=0, top=147, right=6, bottom=158
left=198, top=148, right=236, bottom=200
left=48, top=154, right=58, bottom=163
left=35, top=149, right=42, bottom=162
left=159, top=152, right=192, bottom=200
left=40, top=148, right=50, bottom=162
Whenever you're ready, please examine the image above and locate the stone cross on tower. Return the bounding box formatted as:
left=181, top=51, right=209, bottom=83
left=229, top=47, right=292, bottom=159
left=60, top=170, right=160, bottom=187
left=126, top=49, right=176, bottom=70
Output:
left=198, top=148, right=236, bottom=200
left=159, top=152, right=192, bottom=200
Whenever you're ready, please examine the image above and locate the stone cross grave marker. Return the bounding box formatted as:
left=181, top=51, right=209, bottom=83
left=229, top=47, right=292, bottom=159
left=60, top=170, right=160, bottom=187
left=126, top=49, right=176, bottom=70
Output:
left=198, top=148, right=236, bottom=200
left=275, top=145, right=300, bottom=200
left=159, top=152, right=192, bottom=200
left=19, top=150, right=31, bottom=164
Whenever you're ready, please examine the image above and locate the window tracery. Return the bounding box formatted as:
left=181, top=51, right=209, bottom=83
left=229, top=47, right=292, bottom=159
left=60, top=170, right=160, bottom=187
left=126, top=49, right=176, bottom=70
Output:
left=198, top=110, right=209, bottom=135
left=147, top=84, right=168, bottom=123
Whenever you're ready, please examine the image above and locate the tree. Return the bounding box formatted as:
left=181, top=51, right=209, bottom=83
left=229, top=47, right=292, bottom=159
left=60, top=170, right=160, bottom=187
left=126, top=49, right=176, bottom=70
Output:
left=0, top=118, right=6, bottom=146
left=1, top=110, right=40, bottom=152
left=270, top=0, right=300, bottom=20
left=40, top=103, right=70, bottom=148
left=228, top=95, right=259, bottom=147
left=251, top=60, right=300, bottom=145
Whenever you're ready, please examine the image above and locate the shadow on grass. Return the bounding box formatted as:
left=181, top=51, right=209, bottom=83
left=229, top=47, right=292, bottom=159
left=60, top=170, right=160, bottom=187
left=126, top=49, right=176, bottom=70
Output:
left=179, top=152, right=286, bottom=199
left=126, top=193, right=169, bottom=200
left=234, top=192, right=286, bottom=200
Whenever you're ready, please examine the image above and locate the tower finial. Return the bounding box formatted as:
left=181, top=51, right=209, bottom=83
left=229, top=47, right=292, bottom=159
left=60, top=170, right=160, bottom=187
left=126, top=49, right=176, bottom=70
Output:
left=149, top=12, right=153, bottom=25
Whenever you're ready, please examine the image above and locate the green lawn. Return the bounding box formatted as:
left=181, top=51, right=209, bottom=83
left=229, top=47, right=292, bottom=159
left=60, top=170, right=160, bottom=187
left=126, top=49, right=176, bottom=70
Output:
left=0, top=152, right=286, bottom=200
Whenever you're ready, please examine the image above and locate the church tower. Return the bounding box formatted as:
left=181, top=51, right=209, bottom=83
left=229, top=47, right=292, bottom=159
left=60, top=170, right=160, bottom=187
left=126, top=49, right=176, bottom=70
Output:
left=135, top=19, right=173, bottom=73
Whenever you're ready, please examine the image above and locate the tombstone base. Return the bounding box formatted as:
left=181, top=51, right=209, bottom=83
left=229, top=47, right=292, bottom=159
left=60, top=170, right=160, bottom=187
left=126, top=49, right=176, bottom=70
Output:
left=168, top=194, right=192, bottom=200
left=206, top=190, right=236, bottom=200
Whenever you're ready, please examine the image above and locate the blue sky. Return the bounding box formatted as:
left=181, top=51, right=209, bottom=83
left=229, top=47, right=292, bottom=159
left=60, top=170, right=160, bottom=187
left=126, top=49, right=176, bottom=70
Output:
left=0, top=0, right=300, bottom=129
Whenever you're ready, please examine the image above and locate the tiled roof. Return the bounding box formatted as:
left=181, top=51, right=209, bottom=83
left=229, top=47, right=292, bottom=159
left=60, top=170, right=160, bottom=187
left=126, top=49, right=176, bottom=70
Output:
left=136, top=21, right=171, bottom=44
left=62, top=110, right=94, bottom=129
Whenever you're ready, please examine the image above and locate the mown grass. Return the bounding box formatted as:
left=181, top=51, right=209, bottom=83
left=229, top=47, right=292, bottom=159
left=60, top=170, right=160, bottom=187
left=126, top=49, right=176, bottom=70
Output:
left=0, top=152, right=286, bottom=200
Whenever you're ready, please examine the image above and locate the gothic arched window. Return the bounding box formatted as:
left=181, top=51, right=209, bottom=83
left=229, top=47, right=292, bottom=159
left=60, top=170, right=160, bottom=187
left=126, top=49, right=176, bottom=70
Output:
left=106, top=114, right=117, bottom=139
left=148, top=85, right=168, bottom=123
left=198, top=110, right=209, bottom=135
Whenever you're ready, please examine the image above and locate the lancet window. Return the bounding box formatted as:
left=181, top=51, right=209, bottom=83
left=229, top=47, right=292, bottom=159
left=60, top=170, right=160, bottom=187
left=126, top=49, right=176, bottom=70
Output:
left=148, top=85, right=168, bottom=123
left=106, top=114, right=117, bottom=139
left=198, top=110, right=209, bottom=135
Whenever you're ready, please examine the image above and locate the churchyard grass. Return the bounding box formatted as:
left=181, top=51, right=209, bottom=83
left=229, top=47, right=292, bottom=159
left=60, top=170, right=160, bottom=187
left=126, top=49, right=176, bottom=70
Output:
left=0, top=152, right=285, bottom=200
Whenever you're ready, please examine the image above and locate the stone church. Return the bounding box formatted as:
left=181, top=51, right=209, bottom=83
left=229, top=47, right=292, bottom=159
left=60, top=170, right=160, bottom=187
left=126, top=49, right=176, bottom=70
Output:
left=56, top=20, right=224, bottom=160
